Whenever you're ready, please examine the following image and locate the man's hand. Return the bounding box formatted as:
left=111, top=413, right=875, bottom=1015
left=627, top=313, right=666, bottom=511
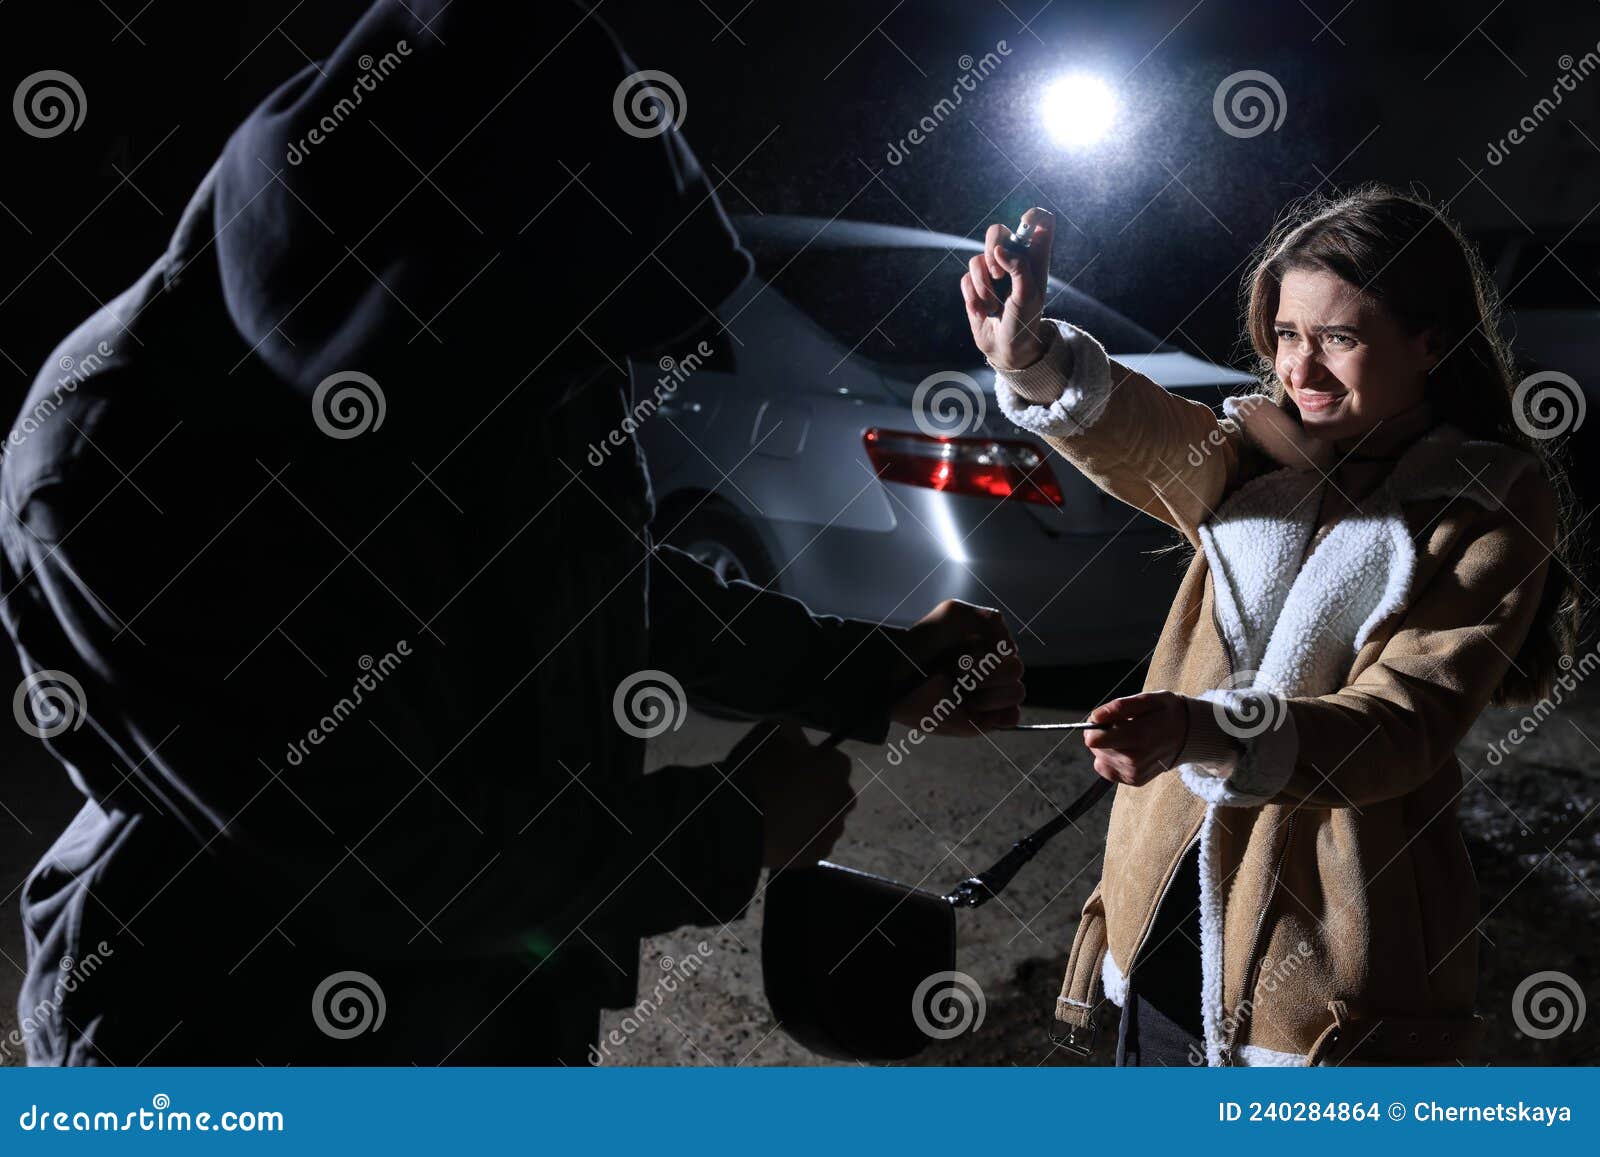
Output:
left=1082, top=691, right=1186, bottom=786
left=728, top=722, right=857, bottom=871
left=889, top=600, right=1025, bottom=736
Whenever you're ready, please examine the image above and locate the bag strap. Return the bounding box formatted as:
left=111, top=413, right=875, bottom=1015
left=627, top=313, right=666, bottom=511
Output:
left=823, top=699, right=1114, bottom=910
left=825, top=729, right=1113, bottom=908
left=942, top=776, right=1112, bottom=907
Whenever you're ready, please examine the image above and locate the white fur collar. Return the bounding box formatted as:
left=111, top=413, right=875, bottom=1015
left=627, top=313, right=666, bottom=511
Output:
left=1204, top=400, right=1537, bottom=695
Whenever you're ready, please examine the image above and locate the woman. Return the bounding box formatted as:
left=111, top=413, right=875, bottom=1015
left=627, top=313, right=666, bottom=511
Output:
left=961, top=188, right=1581, bottom=1066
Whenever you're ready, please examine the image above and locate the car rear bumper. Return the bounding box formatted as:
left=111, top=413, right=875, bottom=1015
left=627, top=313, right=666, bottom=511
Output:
left=763, top=485, right=1184, bottom=667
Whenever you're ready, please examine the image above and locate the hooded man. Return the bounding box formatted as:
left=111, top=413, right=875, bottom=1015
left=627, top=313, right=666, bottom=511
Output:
left=0, top=0, right=1022, bottom=1064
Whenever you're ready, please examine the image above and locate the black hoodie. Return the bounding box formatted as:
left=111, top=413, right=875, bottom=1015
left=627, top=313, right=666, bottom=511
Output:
left=212, top=0, right=750, bottom=399
left=0, top=0, right=899, bottom=1064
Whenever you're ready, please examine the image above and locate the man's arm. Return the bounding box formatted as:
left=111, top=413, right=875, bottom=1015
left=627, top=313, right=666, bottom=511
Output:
left=646, top=543, right=911, bottom=744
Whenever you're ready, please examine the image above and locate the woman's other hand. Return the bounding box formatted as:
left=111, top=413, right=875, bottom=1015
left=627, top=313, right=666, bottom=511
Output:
left=1083, top=691, right=1187, bottom=786
left=960, top=206, right=1054, bottom=371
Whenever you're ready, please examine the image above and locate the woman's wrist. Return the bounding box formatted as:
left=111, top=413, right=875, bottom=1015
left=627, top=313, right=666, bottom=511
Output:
left=988, top=322, right=1072, bottom=404
left=1176, top=694, right=1244, bottom=771
left=994, top=325, right=1052, bottom=373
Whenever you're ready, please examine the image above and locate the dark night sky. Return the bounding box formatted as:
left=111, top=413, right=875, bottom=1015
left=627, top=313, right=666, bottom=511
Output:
left=1, top=0, right=1597, bottom=396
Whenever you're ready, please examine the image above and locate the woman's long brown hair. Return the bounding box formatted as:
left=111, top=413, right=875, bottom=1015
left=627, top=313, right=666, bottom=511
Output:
left=1239, top=184, right=1584, bottom=706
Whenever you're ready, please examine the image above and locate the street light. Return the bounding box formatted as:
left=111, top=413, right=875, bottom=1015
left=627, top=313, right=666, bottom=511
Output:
left=1040, top=73, right=1117, bottom=147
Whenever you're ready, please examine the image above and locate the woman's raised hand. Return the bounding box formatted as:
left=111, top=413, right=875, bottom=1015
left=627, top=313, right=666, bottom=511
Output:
left=960, top=207, right=1054, bottom=372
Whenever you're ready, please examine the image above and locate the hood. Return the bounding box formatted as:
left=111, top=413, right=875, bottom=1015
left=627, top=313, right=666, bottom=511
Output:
left=210, top=0, right=751, bottom=395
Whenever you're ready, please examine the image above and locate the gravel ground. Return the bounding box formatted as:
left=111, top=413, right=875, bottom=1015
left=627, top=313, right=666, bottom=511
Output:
left=2, top=666, right=1595, bottom=1066
left=608, top=670, right=1600, bottom=1067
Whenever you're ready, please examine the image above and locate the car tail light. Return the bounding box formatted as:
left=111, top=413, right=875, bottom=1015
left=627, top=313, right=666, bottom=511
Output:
left=862, top=428, right=1064, bottom=506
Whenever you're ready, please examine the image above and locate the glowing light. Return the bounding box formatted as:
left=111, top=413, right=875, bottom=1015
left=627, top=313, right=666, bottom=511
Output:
left=928, top=495, right=970, bottom=565
left=1040, top=74, right=1118, bottom=147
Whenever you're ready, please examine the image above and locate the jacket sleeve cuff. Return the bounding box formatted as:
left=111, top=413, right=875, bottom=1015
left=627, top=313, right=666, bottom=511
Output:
left=990, top=319, right=1113, bottom=438
left=1176, top=693, right=1243, bottom=770
left=1177, top=688, right=1298, bottom=808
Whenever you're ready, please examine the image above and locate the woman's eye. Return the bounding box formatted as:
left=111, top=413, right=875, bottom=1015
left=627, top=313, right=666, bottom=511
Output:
left=1275, top=329, right=1297, bottom=342
left=1327, top=333, right=1355, bottom=346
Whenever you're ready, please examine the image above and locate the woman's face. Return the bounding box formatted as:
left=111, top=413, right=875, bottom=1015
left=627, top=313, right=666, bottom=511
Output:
left=1272, top=267, right=1437, bottom=441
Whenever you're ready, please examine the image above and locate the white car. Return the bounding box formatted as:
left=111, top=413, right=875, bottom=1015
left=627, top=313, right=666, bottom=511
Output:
left=637, top=216, right=1256, bottom=666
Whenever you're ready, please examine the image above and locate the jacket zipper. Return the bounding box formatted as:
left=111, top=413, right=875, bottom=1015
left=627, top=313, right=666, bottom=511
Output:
left=1221, top=813, right=1296, bottom=1065
left=1116, top=587, right=1233, bottom=988
left=1207, top=585, right=1294, bottom=1066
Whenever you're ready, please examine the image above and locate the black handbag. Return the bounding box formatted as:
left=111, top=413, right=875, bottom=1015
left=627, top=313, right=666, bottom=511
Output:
left=761, top=724, right=1112, bottom=1062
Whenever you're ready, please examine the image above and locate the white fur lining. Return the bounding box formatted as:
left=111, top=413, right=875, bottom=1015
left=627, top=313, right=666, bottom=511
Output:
left=1177, top=688, right=1300, bottom=808
left=1100, top=948, right=1129, bottom=1007
left=1195, top=804, right=1227, bottom=1066
left=1196, top=466, right=1321, bottom=674
left=1237, top=1044, right=1308, bottom=1066
left=1192, top=806, right=1310, bottom=1067
left=992, top=320, right=1113, bottom=438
